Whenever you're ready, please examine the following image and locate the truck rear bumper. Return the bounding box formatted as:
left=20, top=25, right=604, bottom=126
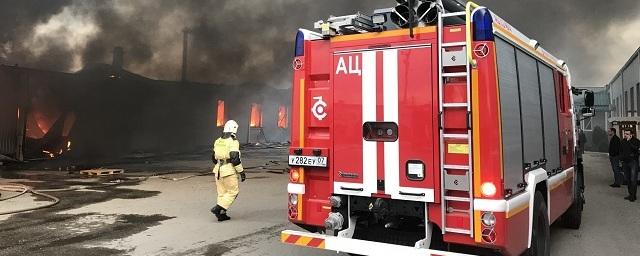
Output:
left=281, top=230, right=476, bottom=256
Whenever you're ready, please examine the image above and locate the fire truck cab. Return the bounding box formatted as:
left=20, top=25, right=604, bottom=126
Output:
left=283, top=1, right=589, bottom=255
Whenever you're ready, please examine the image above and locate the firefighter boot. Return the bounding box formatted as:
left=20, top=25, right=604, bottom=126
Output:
left=218, top=207, right=231, bottom=222
left=211, top=205, right=223, bottom=218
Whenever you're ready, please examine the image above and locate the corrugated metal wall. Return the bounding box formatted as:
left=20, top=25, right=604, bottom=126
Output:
left=0, top=66, right=23, bottom=158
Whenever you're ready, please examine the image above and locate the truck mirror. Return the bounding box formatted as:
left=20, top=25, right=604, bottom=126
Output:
left=584, top=91, right=594, bottom=108
left=581, top=107, right=594, bottom=117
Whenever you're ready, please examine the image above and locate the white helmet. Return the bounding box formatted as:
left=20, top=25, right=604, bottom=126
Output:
left=223, top=120, right=239, bottom=135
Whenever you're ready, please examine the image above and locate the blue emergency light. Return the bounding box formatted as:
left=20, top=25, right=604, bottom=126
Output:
left=294, top=30, right=305, bottom=57
left=473, top=7, right=494, bottom=41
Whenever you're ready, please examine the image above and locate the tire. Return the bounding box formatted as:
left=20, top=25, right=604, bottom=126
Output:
left=560, top=171, right=584, bottom=229
left=525, top=191, right=550, bottom=256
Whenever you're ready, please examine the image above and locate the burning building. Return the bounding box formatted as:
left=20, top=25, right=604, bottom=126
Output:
left=0, top=58, right=290, bottom=163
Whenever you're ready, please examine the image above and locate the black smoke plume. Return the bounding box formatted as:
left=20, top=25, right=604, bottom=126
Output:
left=0, top=0, right=638, bottom=87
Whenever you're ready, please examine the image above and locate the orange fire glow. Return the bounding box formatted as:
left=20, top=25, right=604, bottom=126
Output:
left=217, top=100, right=225, bottom=127
left=250, top=103, right=263, bottom=128
left=278, top=105, right=288, bottom=129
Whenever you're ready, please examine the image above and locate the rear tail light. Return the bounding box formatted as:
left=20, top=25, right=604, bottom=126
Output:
left=481, top=212, right=496, bottom=227
left=288, top=204, right=298, bottom=219
left=481, top=211, right=497, bottom=244
left=481, top=228, right=497, bottom=244
left=481, top=182, right=497, bottom=197
left=289, top=193, right=298, bottom=205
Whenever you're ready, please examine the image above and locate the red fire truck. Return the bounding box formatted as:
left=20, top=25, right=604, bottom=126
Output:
left=282, top=1, right=590, bottom=255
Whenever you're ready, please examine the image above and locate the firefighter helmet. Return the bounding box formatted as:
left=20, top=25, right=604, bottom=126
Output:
left=223, top=120, right=239, bottom=135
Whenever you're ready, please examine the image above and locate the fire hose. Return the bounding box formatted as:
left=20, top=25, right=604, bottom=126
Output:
left=0, top=161, right=289, bottom=215
left=0, top=177, right=146, bottom=215
left=0, top=183, right=61, bottom=215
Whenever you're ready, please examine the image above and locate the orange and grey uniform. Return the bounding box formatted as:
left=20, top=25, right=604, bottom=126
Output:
left=212, top=136, right=244, bottom=210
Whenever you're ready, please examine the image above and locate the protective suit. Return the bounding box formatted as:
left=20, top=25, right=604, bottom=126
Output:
left=211, top=120, right=246, bottom=221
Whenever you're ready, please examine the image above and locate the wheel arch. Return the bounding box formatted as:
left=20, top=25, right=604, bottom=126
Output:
left=524, top=168, right=549, bottom=249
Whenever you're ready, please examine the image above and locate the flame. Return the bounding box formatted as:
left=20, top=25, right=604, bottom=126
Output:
left=250, top=103, right=263, bottom=128
left=42, top=150, right=55, bottom=158
left=278, top=105, right=288, bottom=129
left=67, top=141, right=72, bottom=151
left=216, top=100, right=225, bottom=127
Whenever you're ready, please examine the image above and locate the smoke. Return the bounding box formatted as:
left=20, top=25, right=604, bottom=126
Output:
left=0, top=0, right=389, bottom=88
left=0, top=0, right=638, bottom=87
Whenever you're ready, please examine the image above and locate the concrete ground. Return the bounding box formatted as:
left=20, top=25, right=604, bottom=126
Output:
left=0, top=151, right=638, bottom=256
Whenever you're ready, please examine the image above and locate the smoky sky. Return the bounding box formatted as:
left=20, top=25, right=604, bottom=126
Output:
left=0, top=0, right=638, bottom=88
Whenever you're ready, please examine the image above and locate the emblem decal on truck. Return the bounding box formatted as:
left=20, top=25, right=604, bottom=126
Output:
left=335, top=55, right=362, bottom=76
left=311, top=96, right=328, bottom=120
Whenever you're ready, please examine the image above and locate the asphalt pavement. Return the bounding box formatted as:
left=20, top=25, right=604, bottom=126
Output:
left=0, top=151, right=638, bottom=256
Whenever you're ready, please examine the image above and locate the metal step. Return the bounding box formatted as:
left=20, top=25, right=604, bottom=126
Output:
left=442, top=103, right=468, bottom=108
left=443, top=165, right=470, bottom=170
left=442, top=12, right=466, bottom=18
left=443, top=133, right=469, bottom=139
left=442, top=72, right=468, bottom=78
left=444, top=228, right=472, bottom=235
left=442, top=42, right=467, bottom=47
left=444, top=196, right=470, bottom=202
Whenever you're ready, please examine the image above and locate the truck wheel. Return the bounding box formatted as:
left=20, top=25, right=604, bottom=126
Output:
left=526, top=191, right=550, bottom=256
left=560, top=171, right=584, bottom=229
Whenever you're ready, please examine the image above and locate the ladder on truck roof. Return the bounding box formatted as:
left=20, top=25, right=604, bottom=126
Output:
left=437, top=2, right=478, bottom=238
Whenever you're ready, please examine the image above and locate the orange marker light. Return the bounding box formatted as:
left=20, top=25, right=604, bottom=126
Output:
left=290, top=169, right=300, bottom=183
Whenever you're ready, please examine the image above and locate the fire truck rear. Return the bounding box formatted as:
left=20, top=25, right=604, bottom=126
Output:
left=282, top=1, right=590, bottom=255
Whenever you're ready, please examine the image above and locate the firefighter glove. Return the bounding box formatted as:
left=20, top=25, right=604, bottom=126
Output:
left=240, top=172, right=246, bottom=182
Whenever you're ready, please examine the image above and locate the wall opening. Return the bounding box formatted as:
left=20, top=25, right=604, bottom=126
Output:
left=250, top=103, right=263, bottom=128
left=217, top=100, right=225, bottom=127
left=278, top=105, right=288, bottom=129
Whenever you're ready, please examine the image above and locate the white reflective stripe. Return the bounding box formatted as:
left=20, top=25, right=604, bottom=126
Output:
left=474, top=190, right=530, bottom=212
left=525, top=168, right=549, bottom=248
left=548, top=167, right=573, bottom=190
left=287, top=183, right=305, bottom=194
left=362, top=51, right=378, bottom=195
left=281, top=230, right=474, bottom=256
left=383, top=49, right=400, bottom=196
left=474, top=199, right=506, bottom=212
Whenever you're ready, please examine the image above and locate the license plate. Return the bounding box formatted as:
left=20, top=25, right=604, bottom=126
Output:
left=288, top=155, right=328, bottom=167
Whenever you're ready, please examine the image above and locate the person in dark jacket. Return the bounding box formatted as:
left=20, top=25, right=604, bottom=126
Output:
left=608, top=128, right=623, bottom=187
left=619, top=129, right=639, bottom=202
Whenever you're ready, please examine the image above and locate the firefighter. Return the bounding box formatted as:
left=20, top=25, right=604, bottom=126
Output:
left=210, top=120, right=246, bottom=221
left=620, top=129, right=639, bottom=202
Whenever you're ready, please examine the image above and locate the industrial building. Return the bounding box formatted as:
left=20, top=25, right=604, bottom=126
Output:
left=606, top=46, right=640, bottom=139
left=0, top=49, right=290, bottom=164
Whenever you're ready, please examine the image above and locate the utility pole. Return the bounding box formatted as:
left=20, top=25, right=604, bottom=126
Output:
left=181, top=28, right=190, bottom=83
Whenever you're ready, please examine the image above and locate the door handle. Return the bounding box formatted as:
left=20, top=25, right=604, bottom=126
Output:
left=399, top=191, right=425, bottom=197
left=340, top=186, right=364, bottom=192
